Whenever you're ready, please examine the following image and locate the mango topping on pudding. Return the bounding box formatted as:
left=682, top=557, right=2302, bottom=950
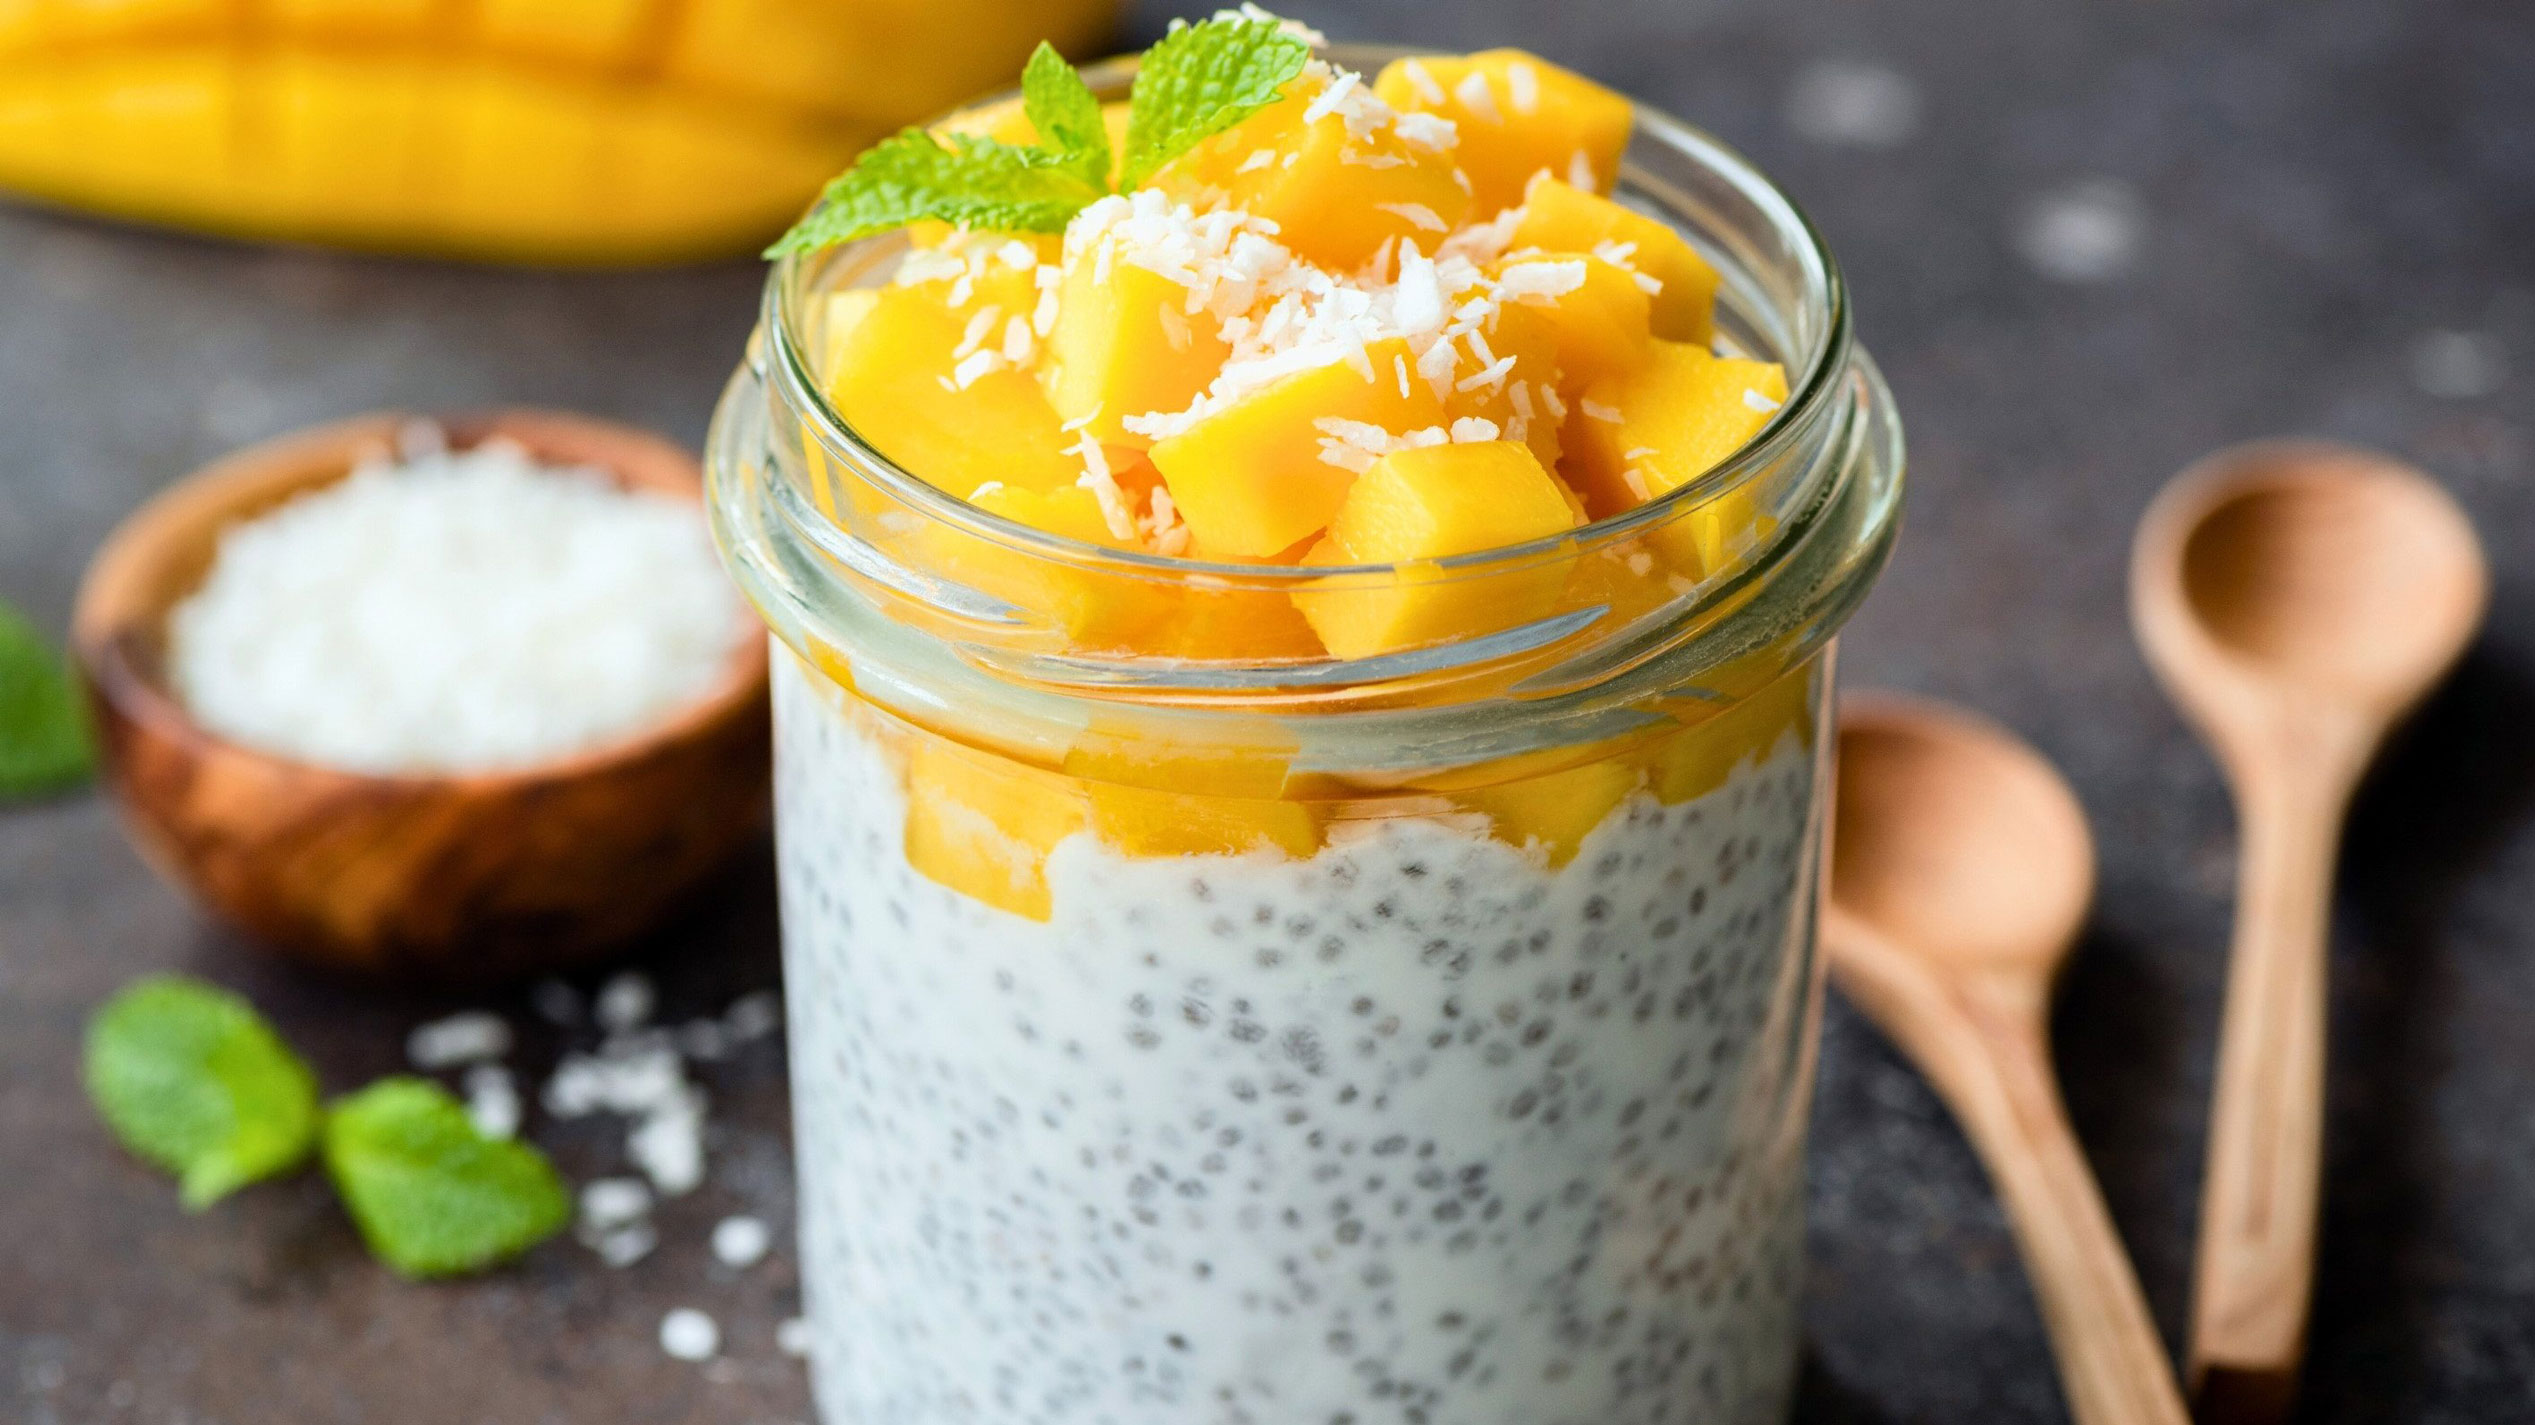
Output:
left=784, top=12, right=1790, bottom=665
left=773, top=12, right=1813, bottom=901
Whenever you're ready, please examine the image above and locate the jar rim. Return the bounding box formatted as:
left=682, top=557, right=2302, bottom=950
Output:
left=761, top=43, right=1853, bottom=585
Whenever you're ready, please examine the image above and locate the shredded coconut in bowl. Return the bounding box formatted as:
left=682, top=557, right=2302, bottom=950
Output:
left=167, top=430, right=745, bottom=774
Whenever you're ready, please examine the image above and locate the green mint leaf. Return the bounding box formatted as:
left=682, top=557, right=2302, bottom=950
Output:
left=768, top=128, right=1104, bottom=257
left=324, top=1078, right=569, bottom=1279
left=0, top=599, right=93, bottom=801
left=1022, top=41, right=1111, bottom=187
left=85, top=976, right=320, bottom=1209
left=1120, top=14, right=1313, bottom=188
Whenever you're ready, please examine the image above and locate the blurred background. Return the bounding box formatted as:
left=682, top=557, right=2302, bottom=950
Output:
left=2, top=0, right=2528, bottom=1420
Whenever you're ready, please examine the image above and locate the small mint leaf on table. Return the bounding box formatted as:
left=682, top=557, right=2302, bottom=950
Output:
left=767, top=129, right=1105, bottom=256
left=85, top=975, right=320, bottom=1209
left=324, top=1078, right=569, bottom=1279
left=1120, top=13, right=1313, bottom=188
left=1022, top=40, right=1112, bottom=187
left=0, top=598, right=93, bottom=800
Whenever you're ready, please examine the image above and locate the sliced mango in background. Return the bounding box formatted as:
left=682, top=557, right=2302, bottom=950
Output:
left=1371, top=49, right=1632, bottom=216
left=1511, top=176, right=1720, bottom=343
left=0, top=0, right=1116, bottom=263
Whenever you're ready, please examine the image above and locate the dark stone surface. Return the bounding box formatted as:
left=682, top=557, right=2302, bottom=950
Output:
left=2, top=0, right=2529, bottom=1420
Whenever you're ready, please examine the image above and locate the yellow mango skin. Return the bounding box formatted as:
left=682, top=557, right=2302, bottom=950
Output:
left=1040, top=243, right=1231, bottom=446
left=823, top=284, right=1081, bottom=502
left=1293, top=441, right=1582, bottom=660
left=903, top=735, right=1089, bottom=922
left=1512, top=176, right=1720, bottom=344
left=1498, top=253, right=1653, bottom=395
left=1159, top=77, right=1470, bottom=271
left=1149, top=337, right=1445, bottom=559
left=1372, top=49, right=1632, bottom=216
left=0, top=0, right=1114, bottom=264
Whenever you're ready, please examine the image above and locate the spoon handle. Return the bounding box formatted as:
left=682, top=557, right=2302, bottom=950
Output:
left=2189, top=746, right=2363, bottom=1420
left=1829, top=912, right=2190, bottom=1425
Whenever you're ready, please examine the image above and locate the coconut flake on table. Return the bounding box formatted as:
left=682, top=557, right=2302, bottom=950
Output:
left=165, top=430, right=743, bottom=774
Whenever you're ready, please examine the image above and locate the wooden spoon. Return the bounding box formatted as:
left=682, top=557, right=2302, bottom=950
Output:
left=2130, top=441, right=2486, bottom=1420
left=1827, top=695, right=2188, bottom=1425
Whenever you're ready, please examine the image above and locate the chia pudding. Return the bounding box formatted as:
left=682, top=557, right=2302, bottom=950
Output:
left=775, top=652, right=1827, bottom=1424
left=706, top=15, right=1906, bottom=1424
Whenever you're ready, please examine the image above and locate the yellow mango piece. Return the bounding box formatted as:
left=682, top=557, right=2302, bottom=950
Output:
left=1148, top=337, right=1445, bottom=559
left=1039, top=240, right=1231, bottom=446
left=1566, top=340, right=1788, bottom=516
left=1292, top=441, right=1582, bottom=659
left=823, top=284, right=1082, bottom=499
left=1512, top=175, right=1719, bottom=343
left=1372, top=49, right=1632, bottom=215
left=903, top=735, right=1088, bottom=921
left=1061, top=724, right=1320, bottom=859
left=0, top=0, right=1116, bottom=264
left=1447, top=299, right=1566, bottom=471
left=920, top=483, right=1160, bottom=649
left=1456, top=756, right=1643, bottom=867
left=1638, top=661, right=1817, bottom=804
left=1496, top=253, right=1652, bottom=394
left=1159, top=75, right=1470, bottom=270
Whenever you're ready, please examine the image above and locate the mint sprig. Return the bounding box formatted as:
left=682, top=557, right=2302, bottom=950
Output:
left=85, top=976, right=320, bottom=1209
left=0, top=598, right=93, bottom=800
left=1023, top=41, right=1113, bottom=187
left=324, top=1078, right=570, bottom=1279
left=769, top=12, right=1314, bottom=256
left=1118, top=14, right=1312, bottom=188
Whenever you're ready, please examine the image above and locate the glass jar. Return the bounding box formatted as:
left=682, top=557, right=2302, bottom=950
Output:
left=708, top=51, right=1903, bottom=1425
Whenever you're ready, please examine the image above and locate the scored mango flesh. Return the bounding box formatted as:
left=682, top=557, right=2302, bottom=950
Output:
left=0, top=0, right=1117, bottom=263
left=795, top=40, right=1815, bottom=914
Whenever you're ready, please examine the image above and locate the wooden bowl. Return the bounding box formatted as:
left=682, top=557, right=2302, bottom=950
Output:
left=71, top=410, right=772, bottom=985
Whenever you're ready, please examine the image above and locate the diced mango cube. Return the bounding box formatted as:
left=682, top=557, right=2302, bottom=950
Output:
left=1565, top=339, right=1787, bottom=515
left=1512, top=176, right=1719, bottom=343
left=1447, top=299, right=1565, bottom=471
left=1159, top=75, right=1470, bottom=270
left=903, top=735, right=1088, bottom=921
left=918, top=482, right=1160, bottom=649
left=1148, top=337, right=1445, bottom=558
left=1637, top=661, right=1817, bottom=804
left=1039, top=238, right=1230, bottom=445
left=1292, top=440, right=1582, bottom=659
left=1495, top=253, right=1651, bottom=394
left=1456, top=755, right=1643, bottom=866
left=1063, top=727, right=1322, bottom=858
left=1372, top=49, right=1633, bottom=215
left=822, top=283, right=1081, bottom=500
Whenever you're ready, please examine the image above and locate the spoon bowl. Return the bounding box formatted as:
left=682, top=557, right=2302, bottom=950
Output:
left=2144, top=441, right=2486, bottom=737
left=1833, top=699, right=2095, bottom=978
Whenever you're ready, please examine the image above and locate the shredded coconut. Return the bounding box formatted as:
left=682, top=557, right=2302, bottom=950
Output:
left=1400, top=58, right=1446, bottom=107
left=1506, top=61, right=1541, bottom=116
left=165, top=433, right=741, bottom=774
left=1377, top=202, right=1449, bottom=233
left=407, top=1011, right=510, bottom=1070
left=1582, top=398, right=1625, bottom=424
left=1743, top=387, right=1784, bottom=414
left=1454, top=68, right=1503, bottom=125
left=1497, top=259, right=1588, bottom=301
left=660, top=1308, right=720, bottom=1362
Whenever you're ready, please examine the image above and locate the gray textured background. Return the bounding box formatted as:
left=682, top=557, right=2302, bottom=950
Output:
left=3, top=0, right=2530, bottom=1420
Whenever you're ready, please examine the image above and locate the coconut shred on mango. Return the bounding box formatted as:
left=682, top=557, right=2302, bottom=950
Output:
left=772, top=12, right=1808, bottom=905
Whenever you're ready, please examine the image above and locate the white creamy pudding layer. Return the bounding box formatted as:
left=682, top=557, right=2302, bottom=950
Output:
left=774, top=652, right=1826, bottom=1425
